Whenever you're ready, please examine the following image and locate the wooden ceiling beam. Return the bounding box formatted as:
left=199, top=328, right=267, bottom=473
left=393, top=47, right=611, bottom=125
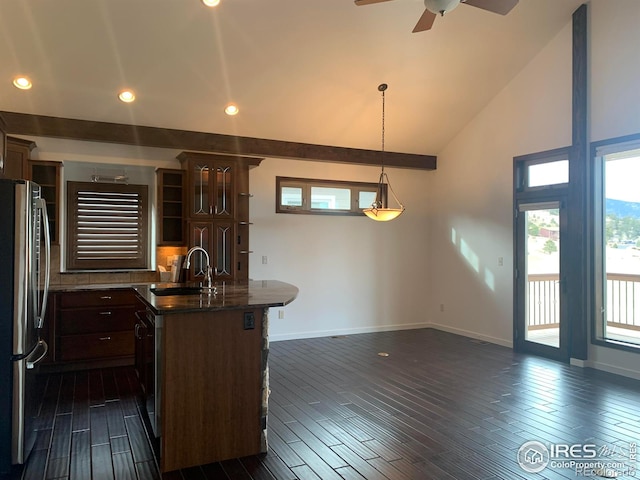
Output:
left=0, top=111, right=437, bottom=170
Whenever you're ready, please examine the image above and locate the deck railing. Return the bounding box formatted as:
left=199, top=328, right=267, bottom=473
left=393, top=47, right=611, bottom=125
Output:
left=527, top=274, right=560, bottom=329
left=605, top=273, right=640, bottom=331
left=527, top=273, right=640, bottom=330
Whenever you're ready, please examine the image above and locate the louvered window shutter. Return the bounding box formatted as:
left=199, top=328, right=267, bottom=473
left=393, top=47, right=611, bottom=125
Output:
left=66, top=181, right=148, bottom=270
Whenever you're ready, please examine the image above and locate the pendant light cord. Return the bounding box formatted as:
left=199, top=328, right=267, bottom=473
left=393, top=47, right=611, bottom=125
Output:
left=380, top=83, right=386, bottom=173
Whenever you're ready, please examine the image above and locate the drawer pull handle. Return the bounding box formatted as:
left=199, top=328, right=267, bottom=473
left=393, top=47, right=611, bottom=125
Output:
left=99, top=336, right=111, bottom=341
left=99, top=311, right=112, bottom=315
left=100, top=296, right=112, bottom=300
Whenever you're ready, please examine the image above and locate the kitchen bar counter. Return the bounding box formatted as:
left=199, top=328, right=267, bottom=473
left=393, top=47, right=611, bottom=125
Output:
left=50, top=279, right=298, bottom=315
left=133, top=280, right=298, bottom=315
left=49, top=279, right=298, bottom=472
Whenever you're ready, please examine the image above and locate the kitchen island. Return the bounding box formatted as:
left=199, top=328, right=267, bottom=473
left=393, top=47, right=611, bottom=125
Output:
left=133, top=280, right=298, bottom=473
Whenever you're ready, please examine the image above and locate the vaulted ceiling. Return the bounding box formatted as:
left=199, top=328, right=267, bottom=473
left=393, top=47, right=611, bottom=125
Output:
left=0, top=0, right=584, bottom=159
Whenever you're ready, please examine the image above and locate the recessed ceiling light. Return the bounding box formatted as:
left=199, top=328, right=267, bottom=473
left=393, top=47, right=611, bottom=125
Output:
left=13, top=76, right=32, bottom=90
left=224, top=104, right=239, bottom=116
left=118, top=90, right=136, bottom=103
left=202, top=0, right=220, bottom=6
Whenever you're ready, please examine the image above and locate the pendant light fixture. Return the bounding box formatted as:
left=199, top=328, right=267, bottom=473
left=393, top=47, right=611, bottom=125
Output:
left=363, top=83, right=405, bottom=222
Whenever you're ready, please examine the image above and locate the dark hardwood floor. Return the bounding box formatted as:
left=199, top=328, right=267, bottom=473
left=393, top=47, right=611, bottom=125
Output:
left=9, top=329, right=640, bottom=479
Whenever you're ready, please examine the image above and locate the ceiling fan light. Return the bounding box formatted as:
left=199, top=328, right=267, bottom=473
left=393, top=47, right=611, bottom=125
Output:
left=424, top=0, right=461, bottom=15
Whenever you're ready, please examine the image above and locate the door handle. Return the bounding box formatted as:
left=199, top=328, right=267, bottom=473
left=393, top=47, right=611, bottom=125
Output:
left=26, top=339, right=48, bottom=369
left=36, top=198, right=51, bottom=330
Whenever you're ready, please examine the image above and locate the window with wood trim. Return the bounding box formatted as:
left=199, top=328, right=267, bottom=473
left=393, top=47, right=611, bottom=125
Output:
left=66, top=181, right=149, bottom=270
left=276, top=177, right=381, bottom=216
left=592, top=134, right=640, bottom=351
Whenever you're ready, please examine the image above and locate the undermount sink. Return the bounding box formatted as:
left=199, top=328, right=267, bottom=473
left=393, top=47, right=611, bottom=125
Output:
left=150, top=283, right=204, bottom=296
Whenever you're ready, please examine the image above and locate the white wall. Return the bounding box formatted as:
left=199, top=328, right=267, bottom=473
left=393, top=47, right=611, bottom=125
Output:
left=249, top=158, right=431, bottom=341
left=590, top=0, right=640, bottom=143
left=427, top=21, right=573, bottom=346
left=428, top=0, right=640, bottom=379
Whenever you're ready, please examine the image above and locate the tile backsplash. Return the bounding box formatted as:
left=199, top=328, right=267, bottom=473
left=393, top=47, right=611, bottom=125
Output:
left=48, top=244, right=186, bottom=286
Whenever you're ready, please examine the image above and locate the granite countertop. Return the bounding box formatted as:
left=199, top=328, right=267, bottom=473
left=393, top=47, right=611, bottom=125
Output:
left=48, top=279, right=298, bottom=315
left=134, top=280, right=298, bottom=315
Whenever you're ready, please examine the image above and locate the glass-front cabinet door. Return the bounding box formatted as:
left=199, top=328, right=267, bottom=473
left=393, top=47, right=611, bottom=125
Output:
left=186, top=156, right=235, bottom=220
left=187, top=221, right=235, bottom=282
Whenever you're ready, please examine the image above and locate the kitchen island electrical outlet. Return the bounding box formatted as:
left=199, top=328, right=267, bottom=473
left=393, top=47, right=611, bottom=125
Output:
left=243, top=312, right=255, bottom=330
left=278, top=310, right=284, bottom=319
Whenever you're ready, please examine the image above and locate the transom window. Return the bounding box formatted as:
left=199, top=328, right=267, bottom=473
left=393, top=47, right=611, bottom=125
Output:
left=276, top=177, right=380, bottom=216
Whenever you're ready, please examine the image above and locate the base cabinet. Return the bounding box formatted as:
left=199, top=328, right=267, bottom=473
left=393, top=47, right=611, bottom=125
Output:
left=134, top=299, right=158, bottom=437
left=51, top=289, right=136, bottom=367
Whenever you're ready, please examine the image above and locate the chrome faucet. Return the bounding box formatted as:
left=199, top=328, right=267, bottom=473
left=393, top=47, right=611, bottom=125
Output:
left=184, top=246, right=214, bottom=292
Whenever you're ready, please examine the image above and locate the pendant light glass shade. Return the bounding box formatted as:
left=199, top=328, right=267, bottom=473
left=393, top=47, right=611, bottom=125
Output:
left=363, top=84, right=405, bottom=222
left=363, top=207, right=404, bottom=221
left=363, top=171, right=405, bottom=221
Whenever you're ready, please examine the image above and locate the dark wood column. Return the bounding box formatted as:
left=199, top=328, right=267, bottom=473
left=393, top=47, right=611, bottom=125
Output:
left=568, top=3, right=588, bottom=360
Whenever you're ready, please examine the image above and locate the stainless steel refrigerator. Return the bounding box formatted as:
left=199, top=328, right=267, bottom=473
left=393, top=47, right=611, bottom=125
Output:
left=0, top=179, right=50, bottom=475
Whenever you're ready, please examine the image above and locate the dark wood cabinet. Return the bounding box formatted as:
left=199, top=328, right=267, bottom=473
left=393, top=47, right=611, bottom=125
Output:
left=187, top=220, right=236, bottom=281
left=180, top=152, right=236, bottom=220
left=0, top=115, right=6, bottom=177
left=179, top=152, right=261, bottom=282
left=134, top=298, right=156, bottom=432
left=29, top=160, right=62, bottom=244
left=53, top=289, right=136, bottom=365
left=156, top=168, right=185, bottom=245
left=3, top=136, right=35, bottom=181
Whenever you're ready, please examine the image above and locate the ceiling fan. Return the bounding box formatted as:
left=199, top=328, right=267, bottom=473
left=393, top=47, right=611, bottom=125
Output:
left=354, top=0, right=519, bottom=33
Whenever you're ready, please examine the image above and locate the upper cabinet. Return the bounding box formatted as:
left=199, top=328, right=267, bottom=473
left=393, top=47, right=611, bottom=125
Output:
left=156, top=168, right=185, bottom=246
left=179, top=152, right=236, bottom=220
left=178, top=152, right=262, bottom=282
left=4, top=136, right=36, bottom=181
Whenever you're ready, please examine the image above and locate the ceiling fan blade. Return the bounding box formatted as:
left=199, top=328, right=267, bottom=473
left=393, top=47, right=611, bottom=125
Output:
left=354, top=0, right=395, bottom=5
left=462, top=0, right=519, bottom=15
left=412, top=9, right=437, bottom=32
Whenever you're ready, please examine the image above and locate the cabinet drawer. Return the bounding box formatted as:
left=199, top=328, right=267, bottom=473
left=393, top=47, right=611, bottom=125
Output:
left=58, top=306, right=135, bottom=335
left=59, top=331, right=134, bottom=361
left=59, top=289, right=135, bottom=308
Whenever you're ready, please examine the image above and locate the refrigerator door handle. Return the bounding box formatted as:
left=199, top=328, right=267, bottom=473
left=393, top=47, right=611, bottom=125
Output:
left=26, top=339, right=48, bottom=370
left=36, top=198, right=51, bottom=329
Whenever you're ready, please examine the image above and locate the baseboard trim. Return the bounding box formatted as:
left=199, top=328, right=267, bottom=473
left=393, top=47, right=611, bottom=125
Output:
left=427, top=323, right=513, bottom=348
left=572, top=358, right=640, bottom=381
left=269, top=322, right=430, bottom=342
